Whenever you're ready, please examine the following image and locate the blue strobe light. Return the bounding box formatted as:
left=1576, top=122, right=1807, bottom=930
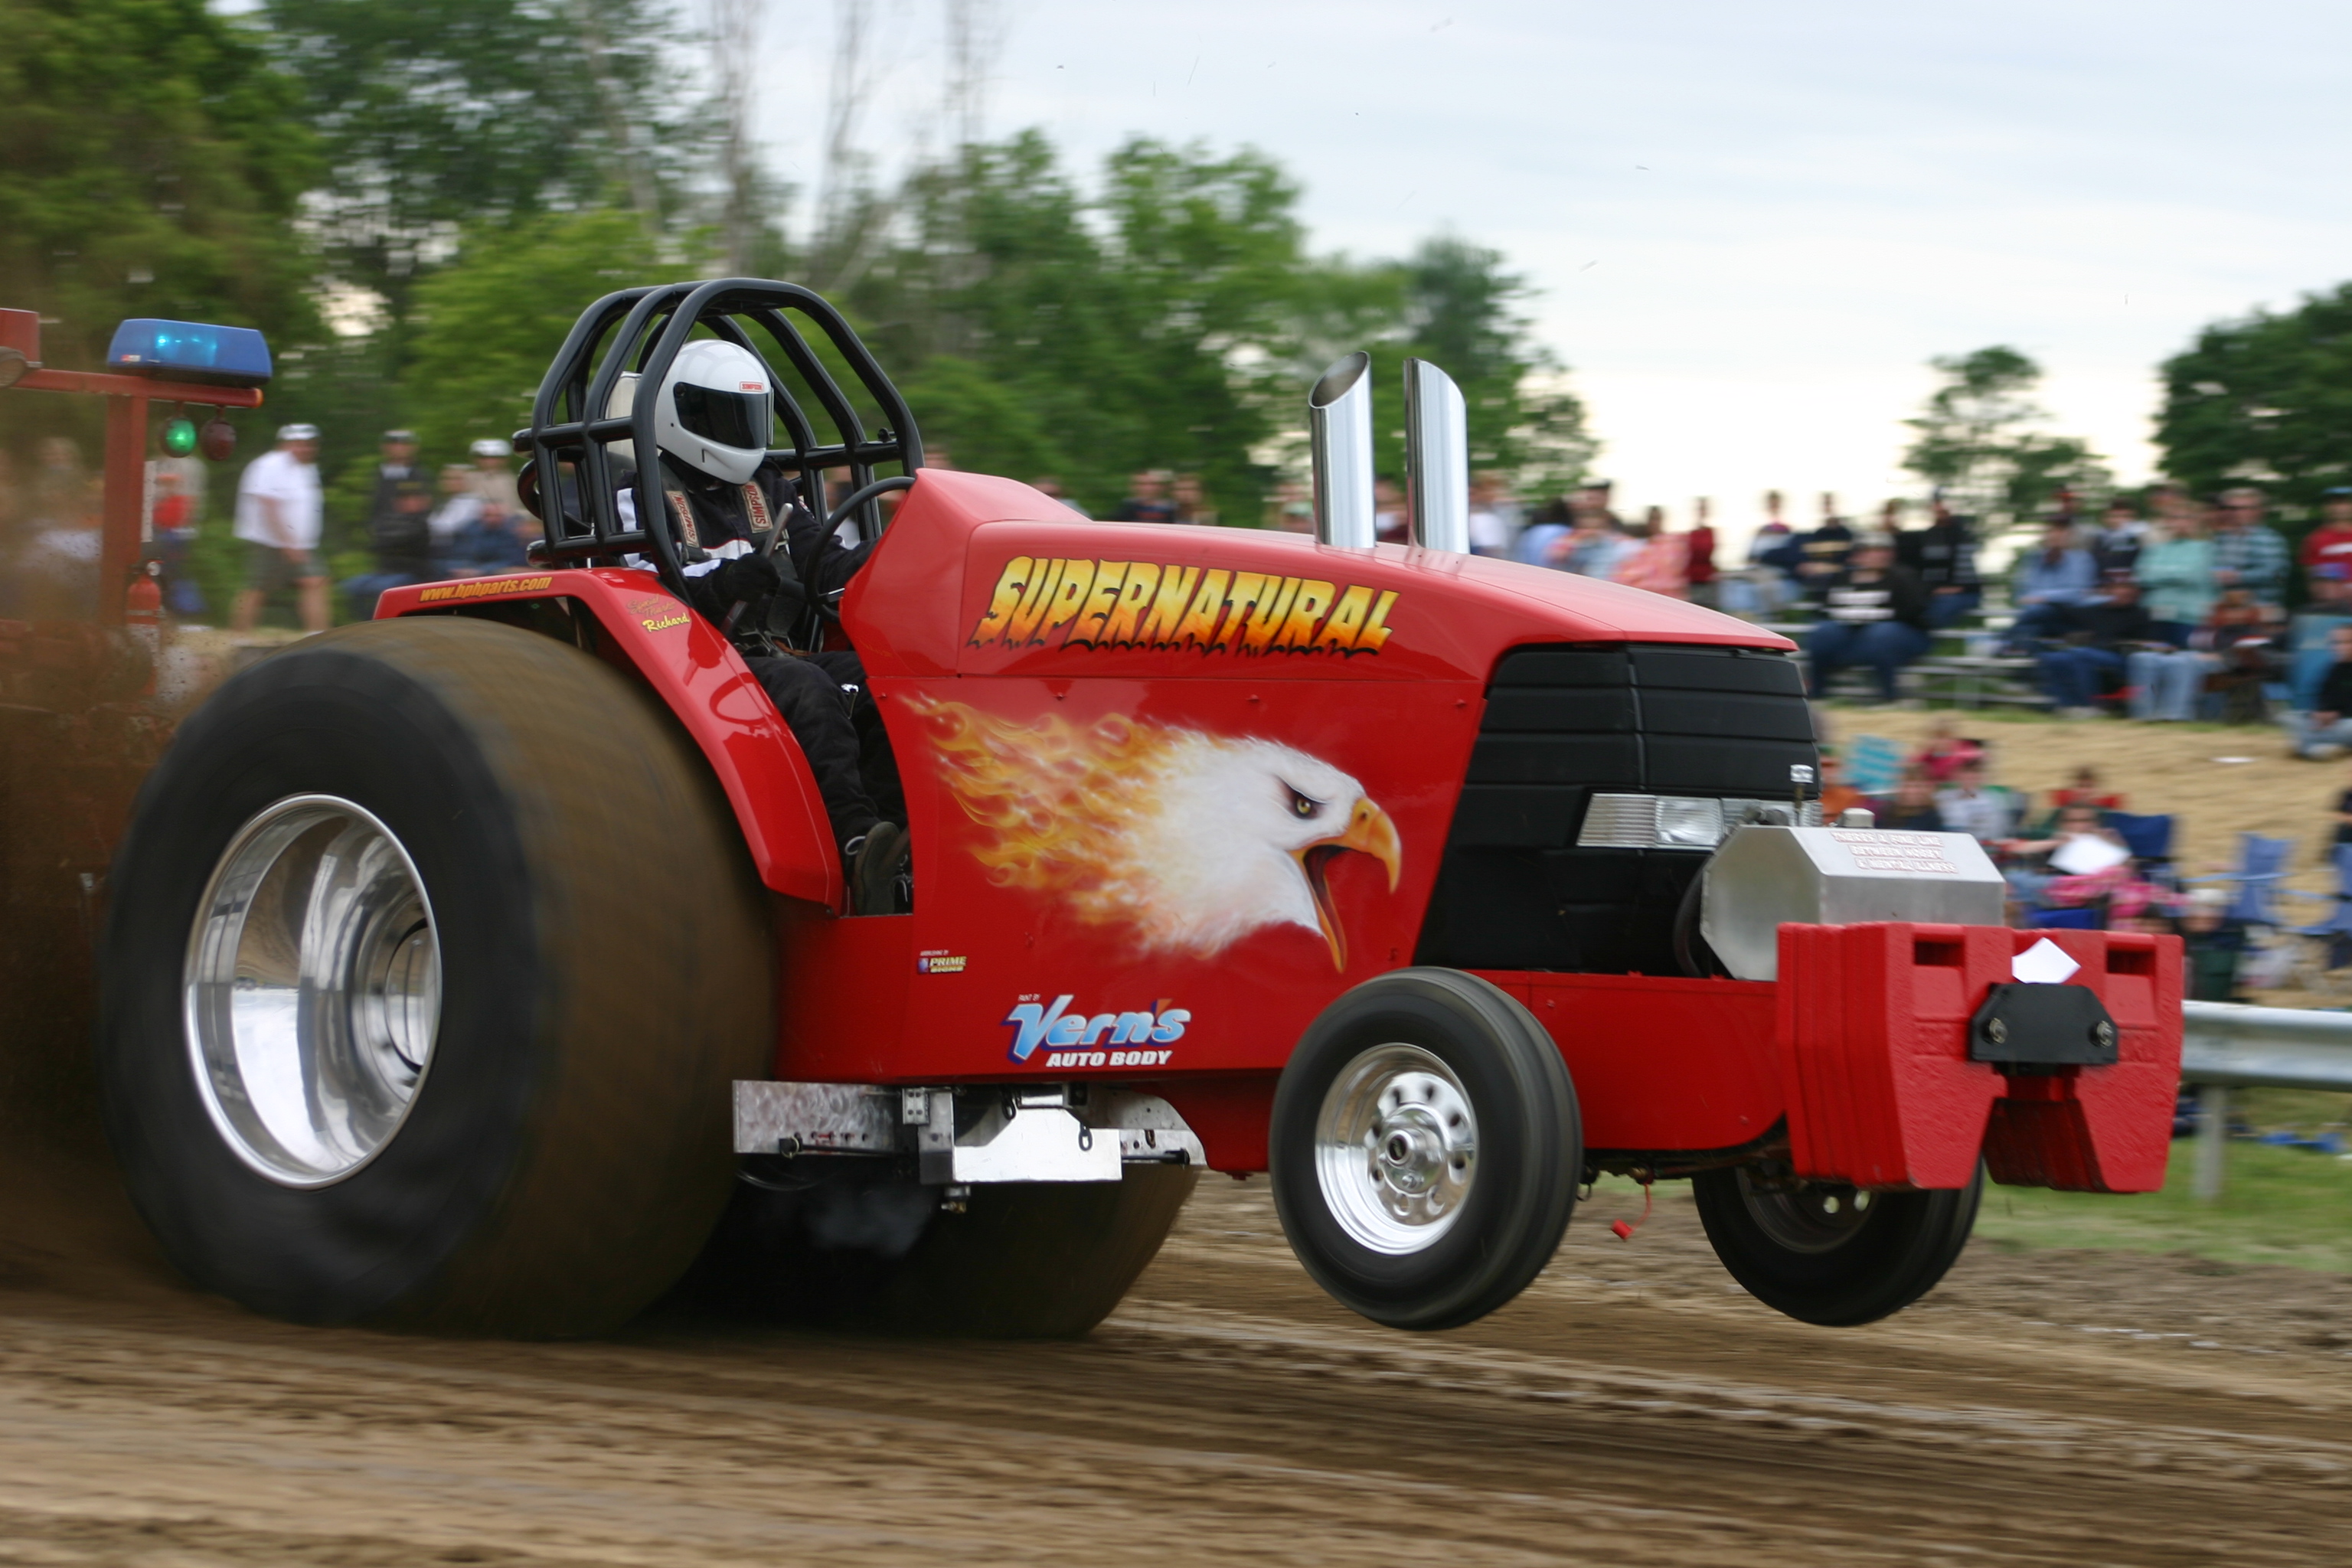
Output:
left=106, top=318, right=273, bottom=388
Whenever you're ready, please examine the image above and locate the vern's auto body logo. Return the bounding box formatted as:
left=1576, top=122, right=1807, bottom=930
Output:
left=1003, top=993, right=1190, bottom=1067
left=969, top=557, right=1398, bottom=657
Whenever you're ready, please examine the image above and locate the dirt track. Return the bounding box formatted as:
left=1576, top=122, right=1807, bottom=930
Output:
left=2, top=1148, right=2349, bottom=1568
left=5, top=673, right=2350, bottom=1563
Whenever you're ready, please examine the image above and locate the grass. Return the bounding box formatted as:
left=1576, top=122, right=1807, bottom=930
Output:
left=1974, top=1089, right=2352, bottom=1273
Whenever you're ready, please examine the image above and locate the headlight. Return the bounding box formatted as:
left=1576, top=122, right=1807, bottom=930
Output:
left=1576, top=794, right=1820, bottom=850
left=1655, top=796, right=1725, bottom=847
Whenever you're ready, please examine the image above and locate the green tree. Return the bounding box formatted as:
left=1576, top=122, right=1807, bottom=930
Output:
left=853, top=132, right=1308, bottom=518
left=0, top=0, right=318, bottom=386
left=1361, top=237, right=1595, bottom=498
left=843, top=134, right=1591, bottom=521
left=2157, top=283, right=2352, bottom=521
left=398, top=208, right=684, bottom=459
left=263, top=0, right=702, bottom=328
left=1902, top=346, right=2106, bottom=528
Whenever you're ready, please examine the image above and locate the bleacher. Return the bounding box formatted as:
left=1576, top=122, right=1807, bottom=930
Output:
left=1759, top=596, right=2053, bottom=710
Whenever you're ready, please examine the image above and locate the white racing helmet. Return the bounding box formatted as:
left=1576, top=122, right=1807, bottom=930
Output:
left=605, top=338, right=774, bottom=485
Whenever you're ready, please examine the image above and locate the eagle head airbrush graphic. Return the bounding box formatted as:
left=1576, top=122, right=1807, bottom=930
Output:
left=911, top=697, right=1402, bottom=969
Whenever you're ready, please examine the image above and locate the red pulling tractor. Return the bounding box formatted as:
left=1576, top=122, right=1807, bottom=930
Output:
left=97, top=283, right=2181, bottom=1338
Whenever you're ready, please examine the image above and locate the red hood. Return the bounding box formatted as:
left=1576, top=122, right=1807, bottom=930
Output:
left=844, top=470, right=1792, bottom=683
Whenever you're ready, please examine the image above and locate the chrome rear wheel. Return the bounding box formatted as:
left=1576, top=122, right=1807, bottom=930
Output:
left=104, top=617, right=768, bottom=1334
left=183, top=795, right=439, bottom=1187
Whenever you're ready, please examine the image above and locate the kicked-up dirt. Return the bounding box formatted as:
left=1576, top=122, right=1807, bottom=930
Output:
left=0, top=1156, right=2347, bottom=1566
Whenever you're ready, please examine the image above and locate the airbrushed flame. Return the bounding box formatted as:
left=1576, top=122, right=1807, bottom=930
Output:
left=908, top=695, right=1397, bottom=965
left=914, top=697, right=1184, bottom=920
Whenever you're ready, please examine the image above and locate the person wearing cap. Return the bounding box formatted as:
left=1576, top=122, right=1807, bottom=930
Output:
left=2301, top=487, right=2352, bottom=576
left=338, top=430, right=435, bottom=619
left=469, top=437, right=522, bottom=528
left=1805, top=534, right=1930, bottom=704
left=2034, top=571, right=2154, bottom=719
left=232, top=423, right=326, bottom=634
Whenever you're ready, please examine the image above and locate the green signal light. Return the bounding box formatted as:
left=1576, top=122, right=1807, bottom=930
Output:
left=161, top=416, right=198, bottom=458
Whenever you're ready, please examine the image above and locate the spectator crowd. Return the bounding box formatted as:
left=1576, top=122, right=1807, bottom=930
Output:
left=1818, top=724, right=2313, bottom=1001
left=25, top=415, right=2352, bottom=780
left=335, top=430, right=534, bottom=623
left=1240, top=470, right=2352, bottom=764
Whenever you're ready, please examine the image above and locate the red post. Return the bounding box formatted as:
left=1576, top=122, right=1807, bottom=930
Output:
left=9, top=348, right=260, bottom=630
left=100, top=392, right=149, bottom=626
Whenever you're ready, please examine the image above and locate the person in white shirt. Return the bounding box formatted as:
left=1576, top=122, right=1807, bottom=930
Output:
left=1466, top=473, right=1514, bottom=556
left=232, top=423, right=325, bottom=633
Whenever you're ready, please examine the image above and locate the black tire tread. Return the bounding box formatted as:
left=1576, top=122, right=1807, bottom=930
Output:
left=1691, top=1164, right=1982, bottom=1328
left=102, top=616, right=772, bottom=1335
left=1271, top=967, right=1580, bottom=1331
left=865, top=1165, right=1199, bottom=1337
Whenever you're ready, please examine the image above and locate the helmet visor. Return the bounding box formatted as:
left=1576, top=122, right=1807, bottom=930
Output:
left=672, top=382, right=770, bottom=451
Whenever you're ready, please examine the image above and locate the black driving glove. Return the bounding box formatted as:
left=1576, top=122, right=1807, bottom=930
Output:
left=708, top=552, right=782, bottom=605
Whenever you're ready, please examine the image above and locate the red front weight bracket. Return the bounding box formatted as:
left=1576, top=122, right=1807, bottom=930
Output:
left=1775, top=922, right=2181, bottom=1193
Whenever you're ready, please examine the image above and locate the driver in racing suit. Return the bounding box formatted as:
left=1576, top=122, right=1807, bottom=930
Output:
left=615, top=339, right=907, bottom=913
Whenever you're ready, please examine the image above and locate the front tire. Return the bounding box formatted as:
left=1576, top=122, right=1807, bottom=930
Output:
left=100, top=617, right=772, bottom=1335
left=1269, top=968, right=1580, bottom=1331
left=1692, top=1163, right=1983, bottom=1327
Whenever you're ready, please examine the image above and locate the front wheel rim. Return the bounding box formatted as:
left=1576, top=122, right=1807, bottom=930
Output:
left=182, top=795, right=441, bottom=1187
left=1313, top=1044, right=1478, bottom=1255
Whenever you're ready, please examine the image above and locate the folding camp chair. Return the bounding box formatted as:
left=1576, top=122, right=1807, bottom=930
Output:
left=2184, top=833, right=2294, bottom=928
left=2105, top=811, right=2176, bottom=887
left=2284, top=844, right=2352, bottom=990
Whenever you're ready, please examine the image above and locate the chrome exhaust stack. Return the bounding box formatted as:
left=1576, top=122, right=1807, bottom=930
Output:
left=1403, top=357, right=1470, bottom=554
left=1308, top=351, right=1376, bottom=548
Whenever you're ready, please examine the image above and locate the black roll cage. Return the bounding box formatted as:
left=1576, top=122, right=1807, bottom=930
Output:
left=518, top=278, right=923, bottom=603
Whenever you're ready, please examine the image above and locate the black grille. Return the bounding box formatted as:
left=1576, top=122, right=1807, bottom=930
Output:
left=1415, top=642, right=1818, bottom=973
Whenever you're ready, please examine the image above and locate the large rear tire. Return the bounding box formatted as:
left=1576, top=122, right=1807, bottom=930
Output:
left=100, top=617, right=771, bottom=1335
left=1692, top=1163, right=1982, bottom=1327
left=1269, top=968, right=1580, bottom=1331
left=689, top=1162, right=1197, bottom=1338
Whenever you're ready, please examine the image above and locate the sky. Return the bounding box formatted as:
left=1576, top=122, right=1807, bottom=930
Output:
left=751, top=0, right=2352, bottom=541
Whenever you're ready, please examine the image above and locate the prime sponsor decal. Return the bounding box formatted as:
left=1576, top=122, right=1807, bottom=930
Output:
left=1002, top=992, right=1188, bottom=1067
left=416, top=574, right=554, bottom=603
left=967, top=557, right=1398, bottom=657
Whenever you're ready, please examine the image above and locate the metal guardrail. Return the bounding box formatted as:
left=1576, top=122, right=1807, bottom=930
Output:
left=2181, top=1001, right=2352, bottom=1091
left=2178, top=1001, right=2352, bottom=1199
